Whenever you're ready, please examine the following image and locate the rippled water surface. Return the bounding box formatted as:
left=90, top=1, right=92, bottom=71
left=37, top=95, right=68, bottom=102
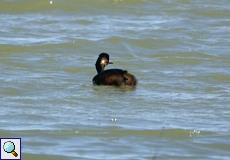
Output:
left=0, top=0, right=230, bottom=159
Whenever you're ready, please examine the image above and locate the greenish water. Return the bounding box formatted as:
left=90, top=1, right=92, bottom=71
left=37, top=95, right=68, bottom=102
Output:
left=0, top=0, right=230, bottom=159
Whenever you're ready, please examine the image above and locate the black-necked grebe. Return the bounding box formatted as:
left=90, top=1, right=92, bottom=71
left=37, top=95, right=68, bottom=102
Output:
left=92, top=53, right=137, bottom=86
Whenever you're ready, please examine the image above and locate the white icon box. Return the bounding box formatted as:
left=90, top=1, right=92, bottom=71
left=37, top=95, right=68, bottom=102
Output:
left=0, top=138, right=21, bottom=160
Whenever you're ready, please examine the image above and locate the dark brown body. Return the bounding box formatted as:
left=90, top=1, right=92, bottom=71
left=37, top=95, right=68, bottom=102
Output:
left=93, top=69, right=137, bottom=86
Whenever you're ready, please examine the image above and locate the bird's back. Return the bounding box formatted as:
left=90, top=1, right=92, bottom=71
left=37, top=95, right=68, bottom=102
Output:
left=93, top=69, right=137, bottom=86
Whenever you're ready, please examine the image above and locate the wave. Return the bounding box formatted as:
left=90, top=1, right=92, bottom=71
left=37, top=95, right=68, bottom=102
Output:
left=0, top=128, right=214, bottom=138
left=0, top=0, right=143, bottom=13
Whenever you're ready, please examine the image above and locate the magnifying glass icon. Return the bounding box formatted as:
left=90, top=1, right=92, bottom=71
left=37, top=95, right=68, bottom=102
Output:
left=3, top=141, right=18, bottom=157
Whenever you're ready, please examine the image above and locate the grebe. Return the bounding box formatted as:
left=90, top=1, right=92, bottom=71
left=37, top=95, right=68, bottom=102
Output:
left=92, top=53, right=137, bottom=86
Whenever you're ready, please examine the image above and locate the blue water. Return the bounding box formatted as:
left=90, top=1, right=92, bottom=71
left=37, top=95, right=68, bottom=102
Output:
left=0, top=0, right=230, bottom=159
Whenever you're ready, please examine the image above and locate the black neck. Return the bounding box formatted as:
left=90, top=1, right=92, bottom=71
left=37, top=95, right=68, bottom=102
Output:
left=95, top=59, right=104, bottom=73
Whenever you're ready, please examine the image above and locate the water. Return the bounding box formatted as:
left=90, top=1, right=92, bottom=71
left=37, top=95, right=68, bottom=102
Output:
left=0, top=0, right=230, bottom=159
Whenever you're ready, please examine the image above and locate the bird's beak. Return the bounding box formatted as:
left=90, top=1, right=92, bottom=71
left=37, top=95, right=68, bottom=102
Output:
left=108, top=62, right=113, bottom=64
